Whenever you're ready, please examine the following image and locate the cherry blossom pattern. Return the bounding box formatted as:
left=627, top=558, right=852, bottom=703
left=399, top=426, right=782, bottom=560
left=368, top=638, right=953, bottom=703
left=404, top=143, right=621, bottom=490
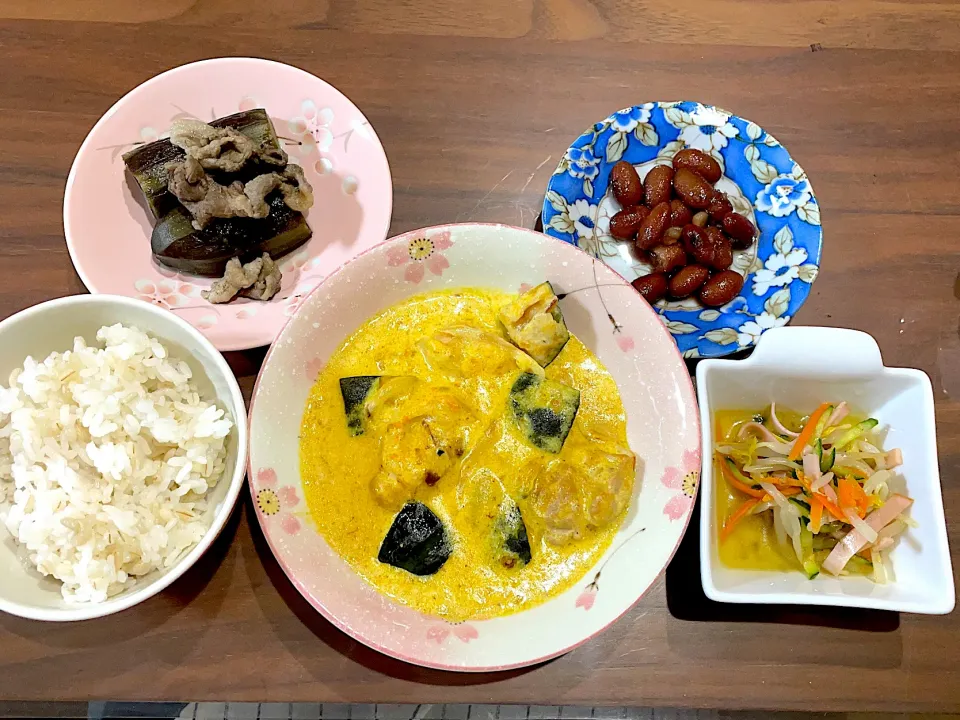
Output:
left=288, top=100, right=334, bottom=159
left=616, top=335, right=636, bottom=352
left=576, top=576, right=600, bottom=610
left=238, top=96, right=260, bottom=112
left=135, top=278, right=200, bottom=309
left=662, top=448, right=701, bottom=520
left=387, top=230, right=453, bottom=284
left=426, top=622, right=479, bottom=644
left=303, top=356, right=325, bottom=382
left=255, top=467, right=301, bottom=535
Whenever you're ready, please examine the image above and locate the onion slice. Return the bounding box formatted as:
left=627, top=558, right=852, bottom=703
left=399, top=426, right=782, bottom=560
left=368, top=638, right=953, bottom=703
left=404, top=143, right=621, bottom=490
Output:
left=738, top=422, right=782, bottom=444
left=844, top=509, right=879, bottom=543
left=825, top=401, right=849, bottom=429
left=863, top=469, right=891, bottom=494
left=802, top=452, right=821, bottom=486
left=769, top=402, right=799, bottom=438
left=812, top=471, right=834, bottom=491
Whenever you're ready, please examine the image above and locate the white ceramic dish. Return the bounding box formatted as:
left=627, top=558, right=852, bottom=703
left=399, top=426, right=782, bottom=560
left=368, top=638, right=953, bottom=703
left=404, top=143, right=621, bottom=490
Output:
left=697, top=325, right=955, bottom=614
left=248, top=223, right=701, bottom=670
left=0, top=295, right=248, bottom=621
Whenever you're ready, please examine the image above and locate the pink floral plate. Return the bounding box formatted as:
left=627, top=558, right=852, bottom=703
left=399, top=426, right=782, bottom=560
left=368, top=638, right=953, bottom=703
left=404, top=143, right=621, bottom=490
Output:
left=248, top=223, right=701, bottom=671
left=64, top=57, right=393, bottom=351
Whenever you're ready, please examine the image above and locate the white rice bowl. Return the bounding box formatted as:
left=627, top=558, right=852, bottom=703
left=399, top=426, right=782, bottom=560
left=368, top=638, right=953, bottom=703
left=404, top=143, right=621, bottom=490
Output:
left=0, top=323, right=234, bottom=604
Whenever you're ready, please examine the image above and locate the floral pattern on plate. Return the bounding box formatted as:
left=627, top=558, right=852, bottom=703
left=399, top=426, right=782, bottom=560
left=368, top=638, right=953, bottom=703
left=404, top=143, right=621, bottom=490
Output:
left=542, top=101, right=823, bottom=358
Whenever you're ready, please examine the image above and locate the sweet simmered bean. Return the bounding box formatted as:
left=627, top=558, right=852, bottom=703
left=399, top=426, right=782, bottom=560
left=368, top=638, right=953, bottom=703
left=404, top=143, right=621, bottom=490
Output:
left=669, top=199, right=692, bottom=228
left=707, top=191, right=733, bottom=221
left=610, top=206, right=649, bottom=240
left=699, top=270, right=744, bottom=306
left=722, top=212, right=758, bottom=248
left=673, top=168, right=712, bottom=209
left=610, top=161, right=644, bottom=207
left=605, top=144, right=757, bottom=310
left=632, top=272, right=669, bottom=304
left=673, top=148, right=722, bottom=184
left=669, top=265, right=710, bottom=298
left=636, top=201, right=670, bottom=251
left=648, top=244, right=687, bottom=274
left=644, top=165, right=674, bottom=208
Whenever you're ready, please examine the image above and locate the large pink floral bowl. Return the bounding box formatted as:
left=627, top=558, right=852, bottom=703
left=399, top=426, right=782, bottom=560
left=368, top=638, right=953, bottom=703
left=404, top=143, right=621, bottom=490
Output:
left=248, top=223, right=701, bottom=671
left=64, top=57, right=393, bottom=351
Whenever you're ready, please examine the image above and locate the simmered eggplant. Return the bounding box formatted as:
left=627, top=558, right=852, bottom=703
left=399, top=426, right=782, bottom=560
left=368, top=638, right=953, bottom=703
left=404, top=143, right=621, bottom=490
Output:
left=509, top=372, right=580, bottom=454
left=378, top=502, right=452, bottom=576
left=123, top=109, right=280, bottom=219
left=498, top=281, right=570, bottom=367
left=151, top=194, right=311, bottom=277
left=493, top=500, right=531, bottom=568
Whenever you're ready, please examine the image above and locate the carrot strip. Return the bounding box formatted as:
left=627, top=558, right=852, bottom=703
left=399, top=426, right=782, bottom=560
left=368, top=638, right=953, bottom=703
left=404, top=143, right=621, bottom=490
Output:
left=718, top=459, right=766, bottom=498
left=762, top=487, right=803, bottom=500
left=810, top=495, right=824, bottom=533
left=721, top=498, right=761, bottom=542
left=817, top=494, right=847, bottom=523
left=771, top=477, right=805, bottom=488
left=838, top=476, right=868, bottom=518
left=788, top=402, right=833, bottom=461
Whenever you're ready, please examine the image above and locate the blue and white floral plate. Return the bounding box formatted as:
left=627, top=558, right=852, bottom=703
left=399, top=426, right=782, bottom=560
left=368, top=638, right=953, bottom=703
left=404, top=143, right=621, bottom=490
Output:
left=541, top=101, right=823, bottom=358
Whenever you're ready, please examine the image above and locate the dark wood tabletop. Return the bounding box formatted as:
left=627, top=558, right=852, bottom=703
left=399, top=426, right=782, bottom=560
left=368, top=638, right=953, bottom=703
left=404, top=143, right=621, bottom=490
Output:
left=1, top=0, right=959, bottom=713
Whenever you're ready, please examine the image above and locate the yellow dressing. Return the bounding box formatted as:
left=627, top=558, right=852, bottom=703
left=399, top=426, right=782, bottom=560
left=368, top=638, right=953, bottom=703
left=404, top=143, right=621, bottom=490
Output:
left=714, top=409, right=798, bottom=572
left=299, top=287, right=632, bottom=620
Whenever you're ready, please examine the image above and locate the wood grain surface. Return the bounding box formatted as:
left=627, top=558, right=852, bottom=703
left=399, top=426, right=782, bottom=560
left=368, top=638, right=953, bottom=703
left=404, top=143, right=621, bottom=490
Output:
left=1, top=0, right=959, bottom=712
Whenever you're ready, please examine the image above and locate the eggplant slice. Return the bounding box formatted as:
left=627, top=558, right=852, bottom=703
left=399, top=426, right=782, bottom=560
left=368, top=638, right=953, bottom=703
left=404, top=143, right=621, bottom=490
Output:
left=151, top=194, right=311, bottom=277
left=123, top=109, right=281, bottom=219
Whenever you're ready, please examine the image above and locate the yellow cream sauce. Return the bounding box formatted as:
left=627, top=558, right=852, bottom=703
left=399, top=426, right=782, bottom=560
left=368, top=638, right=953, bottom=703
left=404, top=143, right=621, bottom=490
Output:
left=714, top=409, right=797, bottom=571
left=299, top=288, right=630, bottom=620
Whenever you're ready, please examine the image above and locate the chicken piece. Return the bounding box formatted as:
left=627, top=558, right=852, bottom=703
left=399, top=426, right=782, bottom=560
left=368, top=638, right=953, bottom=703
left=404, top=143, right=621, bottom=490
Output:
left=202, top=253, right=283, bottom=304
left=371, top=387, right=477, bottom=508
left=531, top=460, right=586, bottom=546
left=419, top=326, right=544, bottom=381
left=372, top=416, right=457, bottom=508
left=529, top=439, right=636, bottom=546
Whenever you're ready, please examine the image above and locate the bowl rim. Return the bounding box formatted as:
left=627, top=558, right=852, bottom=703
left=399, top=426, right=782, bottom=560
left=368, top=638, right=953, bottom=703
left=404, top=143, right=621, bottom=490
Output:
left=62, top=56, right=395, bottom=353
left=694, top=328, right=955, bottom=614
left=0, top=293, right=248, bottom=621
left=247, top=221, right=702, bottom=670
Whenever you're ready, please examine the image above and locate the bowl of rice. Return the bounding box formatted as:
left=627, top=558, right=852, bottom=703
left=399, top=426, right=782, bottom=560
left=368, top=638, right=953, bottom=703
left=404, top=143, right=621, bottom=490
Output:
left=0, top=294, right=246, bottom=621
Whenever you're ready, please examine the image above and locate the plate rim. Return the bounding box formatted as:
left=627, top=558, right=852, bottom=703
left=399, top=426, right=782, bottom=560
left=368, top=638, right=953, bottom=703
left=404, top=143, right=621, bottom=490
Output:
left=246, top=221, right=701, bottom=672
left=62, top=56, right=394, bottom=352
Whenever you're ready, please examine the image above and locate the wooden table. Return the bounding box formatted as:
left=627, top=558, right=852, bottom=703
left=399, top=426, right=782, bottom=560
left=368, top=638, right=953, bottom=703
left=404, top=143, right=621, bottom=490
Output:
left=1, top=0, right=959, bottom=713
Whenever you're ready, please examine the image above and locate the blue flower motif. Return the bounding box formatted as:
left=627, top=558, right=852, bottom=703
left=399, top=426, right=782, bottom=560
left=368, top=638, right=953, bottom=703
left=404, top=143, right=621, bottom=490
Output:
left=755, top=175, right=813, bottom=218
left=608, top=105, right=652, bottom=133
left=566, top=146, right=601, bottom=181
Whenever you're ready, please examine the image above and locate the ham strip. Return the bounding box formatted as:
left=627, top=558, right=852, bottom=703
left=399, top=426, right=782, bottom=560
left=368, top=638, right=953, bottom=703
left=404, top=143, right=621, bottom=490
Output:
left=822, top=494, right=913, bottom=576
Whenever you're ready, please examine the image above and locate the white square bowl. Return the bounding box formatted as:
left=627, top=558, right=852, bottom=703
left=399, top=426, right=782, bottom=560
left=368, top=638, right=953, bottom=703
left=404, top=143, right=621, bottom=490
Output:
left=696, top=326, right=955, bottom=614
